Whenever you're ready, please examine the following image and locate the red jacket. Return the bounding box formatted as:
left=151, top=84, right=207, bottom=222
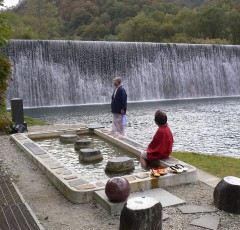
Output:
left=147, top=124, right=173, bottom=161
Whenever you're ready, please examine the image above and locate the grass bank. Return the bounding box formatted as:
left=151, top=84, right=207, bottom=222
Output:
left=0, top=112, right=46, bottom=134
left=172, top=152, right=240, bottom=179
left=24, top=116, right=46, bottom=126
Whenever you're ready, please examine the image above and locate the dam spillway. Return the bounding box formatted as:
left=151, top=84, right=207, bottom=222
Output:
left=6, top=40, right=240, bottom=108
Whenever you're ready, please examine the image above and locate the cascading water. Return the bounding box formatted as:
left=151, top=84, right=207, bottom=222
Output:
left=6, top=40, right=240, bottom=108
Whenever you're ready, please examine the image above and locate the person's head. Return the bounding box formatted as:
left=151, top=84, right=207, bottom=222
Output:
left=155, top=110, right=167, bottom=126
left=113, top=76, right=121, bottom=87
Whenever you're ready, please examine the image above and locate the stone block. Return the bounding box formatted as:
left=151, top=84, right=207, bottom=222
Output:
left=105, top=157, right=135, bottom=173
left=60, top=134, right=79, bottom=143
left=79, top=149, right=103, bottom=162
left=74, top=139, right=94, bottom=150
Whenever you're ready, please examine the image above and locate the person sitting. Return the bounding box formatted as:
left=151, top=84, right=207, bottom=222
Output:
left=140, top=110, right=173, bottom=169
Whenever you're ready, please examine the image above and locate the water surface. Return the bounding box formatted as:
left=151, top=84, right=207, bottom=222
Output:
left=35, top=134, right=143, bottom=182
left=25, top=97, right=240, bottom=158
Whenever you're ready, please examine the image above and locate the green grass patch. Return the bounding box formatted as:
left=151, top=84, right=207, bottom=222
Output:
left=172, top=152, right=240, bottom=178
left=24, top=116, right=47, bottom=126
left=0, top=112, right=46, bottom=133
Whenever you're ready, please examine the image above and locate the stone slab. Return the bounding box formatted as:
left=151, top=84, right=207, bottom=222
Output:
left=178, top=205, right=218, bottom=214
left=55, top=168, right=66, bottom=174
left=94, top=188, right=185, bottom=214
left=75, top=183, right=96, bottom=190
left=162, top=213, right=169, bottom=221
left=190, top=214, right=220, bottom=230
left=50, top=163, right=64, bottom=169
left=86, top=124, right=105, bottom=129
left=63, top=175, right=78, bottom=180
left=135, top=173, right=149, bottom=179
left=68, top=178, right=88, bottom=187
left=62, top=170, right=73, bottom=175
left=95, top=181, right=106, bottom=187
left=130, top=188, right=186, bottom=207
left=23, top=142, right=46, bottom=155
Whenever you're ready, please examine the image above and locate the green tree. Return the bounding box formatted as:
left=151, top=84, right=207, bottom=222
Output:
left=6, top=11, right=38, bottom=39
left=227, top=8, right=240, bottom=44
left=0, top=0, right=12, bottom=132
left=196, top=2, right=228, bottom=39
left=14, top=0, right=63, bottom=39
left=173, top=8, right=198, bottom=37
left=79, top=13, right=112, bottom=40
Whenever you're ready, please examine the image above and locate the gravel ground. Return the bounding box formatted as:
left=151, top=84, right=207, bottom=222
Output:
left=0, top=125, right=239, bottom=230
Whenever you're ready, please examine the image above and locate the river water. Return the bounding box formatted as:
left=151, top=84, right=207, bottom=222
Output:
left=24, top=97, right=240, bottom=158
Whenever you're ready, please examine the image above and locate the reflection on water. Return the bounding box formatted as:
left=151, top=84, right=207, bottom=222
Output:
left=25, top=97, right=240, bottom=158
left=35, top=135, right=143, bottom=182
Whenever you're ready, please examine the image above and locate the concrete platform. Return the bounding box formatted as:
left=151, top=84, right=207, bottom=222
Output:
left=10, top=126, right=198, bottom=204
left=94, top=188, right=186, bottom=214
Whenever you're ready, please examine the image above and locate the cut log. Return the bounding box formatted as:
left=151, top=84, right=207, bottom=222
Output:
left=120, top=197, right=162, bottom=230
left=214, top=176, right=240, bottom=214
left=105, top=157, right=135, bottom=173
left=79, top=148, right=103, bottom=162
left=60, top=134, right=79, bottom=143
left=74, top=139, right=94, bottom=150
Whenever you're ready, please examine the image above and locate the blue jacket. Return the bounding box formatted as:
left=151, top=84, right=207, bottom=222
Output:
left=111, top=85, right=127, bottom=114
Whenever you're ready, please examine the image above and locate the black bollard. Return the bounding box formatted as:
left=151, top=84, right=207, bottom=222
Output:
left=11, top=98, right=24, bottom=124
left=11, top=98, right=27, bottom=133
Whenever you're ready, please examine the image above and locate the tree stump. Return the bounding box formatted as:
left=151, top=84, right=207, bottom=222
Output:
left=79, top=148, right=103, bottom=162
left=105, top=157, right=135, bottom=173
left=214, top=176, right=240, bottom=214
left=60, top=134, right=79, bottom=143
left=120, top=197, right=162, bottom=230
left=74, top=139, right=94, bottom=150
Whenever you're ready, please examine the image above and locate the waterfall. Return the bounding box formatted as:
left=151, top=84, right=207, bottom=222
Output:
left=6, top=40, right=240, bottom=108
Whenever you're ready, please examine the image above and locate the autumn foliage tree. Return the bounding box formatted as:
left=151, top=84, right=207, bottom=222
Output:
left=0, top=0, right=12, bottom=132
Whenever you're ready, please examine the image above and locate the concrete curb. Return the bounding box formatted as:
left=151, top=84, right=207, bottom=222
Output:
left=196, top=169, right=221, bottom=188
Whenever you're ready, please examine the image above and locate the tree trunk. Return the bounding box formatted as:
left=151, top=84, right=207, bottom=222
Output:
left=214, top=176, right=240, bottom=214
left=119, top=197, right=162, bottom=230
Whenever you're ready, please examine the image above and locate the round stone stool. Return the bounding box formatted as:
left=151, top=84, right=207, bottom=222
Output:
left=79, top=148, right=103, bottom=162
left=60, top=134, right=79, bottom=143
left=105, top=157, right=135, bottom=173
left=74, top=139, right=94, bottom=150
left=214, top=176, right=240, bottom=214
left=105, top=177, right=131, bottom=202
left=120, top=197, right=162, bottom=230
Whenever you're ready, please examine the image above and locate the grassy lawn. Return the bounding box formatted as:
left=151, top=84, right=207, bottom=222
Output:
left=172, top=152, right=240, bottom=179
left=24, top=116, right=47, bottom=126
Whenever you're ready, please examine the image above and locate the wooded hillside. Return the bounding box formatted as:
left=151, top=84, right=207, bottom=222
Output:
left=6, top=0, right=240, bottom=44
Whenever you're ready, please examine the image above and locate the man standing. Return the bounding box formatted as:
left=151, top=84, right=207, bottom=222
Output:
left=111, top=77, right=127, bottom=135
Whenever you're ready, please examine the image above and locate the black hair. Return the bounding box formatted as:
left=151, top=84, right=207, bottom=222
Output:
left=155, top=110, right=167, bottom=126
